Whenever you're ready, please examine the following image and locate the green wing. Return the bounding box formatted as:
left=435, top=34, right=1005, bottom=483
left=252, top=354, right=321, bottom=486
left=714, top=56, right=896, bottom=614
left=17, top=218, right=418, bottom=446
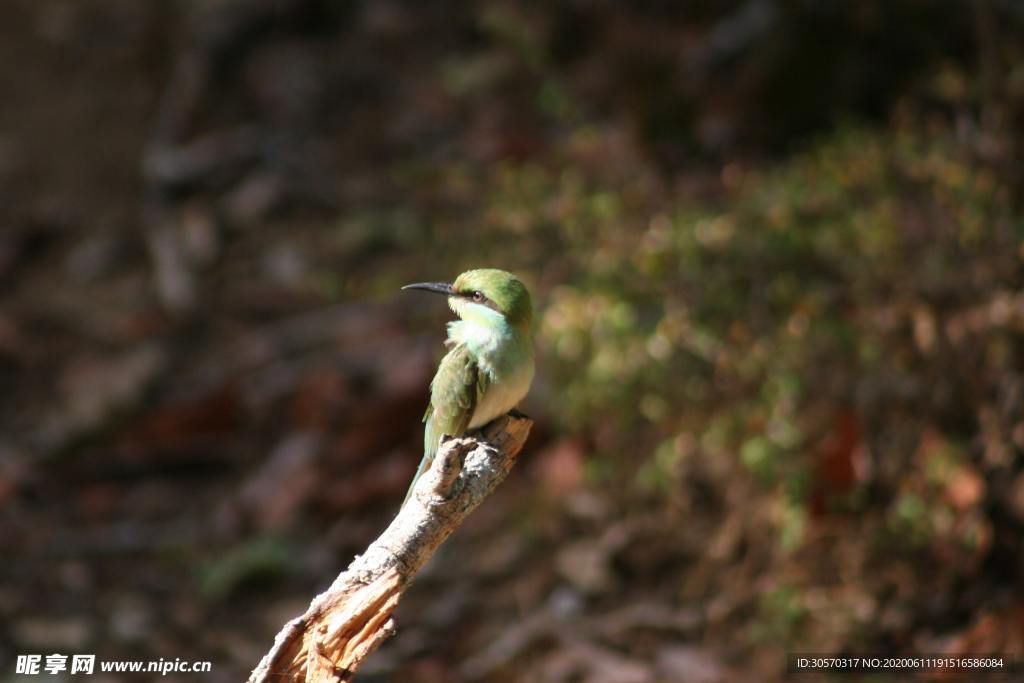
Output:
left=424, top=344, right=488, bottom=439
left=404, top=344, right=489, bottom=504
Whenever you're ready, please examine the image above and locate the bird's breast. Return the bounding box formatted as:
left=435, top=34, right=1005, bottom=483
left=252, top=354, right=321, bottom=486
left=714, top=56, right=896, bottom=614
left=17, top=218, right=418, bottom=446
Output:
left=447, top=318, right=534, bottom=429
left=468, top=360, right=534, bottom=429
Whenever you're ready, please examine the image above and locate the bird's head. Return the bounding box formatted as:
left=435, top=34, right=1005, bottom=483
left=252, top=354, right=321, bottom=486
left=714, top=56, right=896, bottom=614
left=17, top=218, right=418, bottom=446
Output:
left=403, top=268, right=533, bottom=332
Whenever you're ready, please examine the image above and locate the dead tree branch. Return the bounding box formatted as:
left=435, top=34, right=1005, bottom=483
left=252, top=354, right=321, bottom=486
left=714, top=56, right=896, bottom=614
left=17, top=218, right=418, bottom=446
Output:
left=247, top=414, right=533, bottom=683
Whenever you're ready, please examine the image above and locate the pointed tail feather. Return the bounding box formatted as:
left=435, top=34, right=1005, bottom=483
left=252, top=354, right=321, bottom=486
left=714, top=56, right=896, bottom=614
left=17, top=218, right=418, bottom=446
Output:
left=402, top=453, right=433, bottom=505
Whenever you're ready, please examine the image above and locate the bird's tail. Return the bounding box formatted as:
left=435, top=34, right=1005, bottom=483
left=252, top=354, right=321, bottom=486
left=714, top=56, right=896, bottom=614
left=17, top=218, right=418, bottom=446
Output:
left=403, top=419, right=442, bottom=506
left=401, top=453, right=432, bottom=506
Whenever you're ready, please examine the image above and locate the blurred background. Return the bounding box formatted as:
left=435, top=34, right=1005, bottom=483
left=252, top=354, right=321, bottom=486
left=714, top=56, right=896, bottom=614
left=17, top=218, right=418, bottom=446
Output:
left=2, top=0, right=1024, bottom=681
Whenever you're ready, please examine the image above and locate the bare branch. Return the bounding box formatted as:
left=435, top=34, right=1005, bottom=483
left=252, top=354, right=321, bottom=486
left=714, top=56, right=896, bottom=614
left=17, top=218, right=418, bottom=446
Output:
left=248, top=414, right=532, bottom=683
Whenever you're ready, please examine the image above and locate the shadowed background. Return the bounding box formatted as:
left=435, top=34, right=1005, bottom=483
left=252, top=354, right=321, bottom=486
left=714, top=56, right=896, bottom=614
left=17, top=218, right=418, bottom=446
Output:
left=2, top=1, right=1024, bottom=681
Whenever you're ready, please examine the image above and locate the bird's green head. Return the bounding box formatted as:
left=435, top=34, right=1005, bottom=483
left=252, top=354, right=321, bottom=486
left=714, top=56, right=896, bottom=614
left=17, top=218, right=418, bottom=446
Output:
left=403, top=268, right=533, bottom=332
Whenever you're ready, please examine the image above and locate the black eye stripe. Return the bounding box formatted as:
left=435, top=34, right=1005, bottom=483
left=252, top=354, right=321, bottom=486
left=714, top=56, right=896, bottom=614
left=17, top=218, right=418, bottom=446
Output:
left=459, top=290, right=501, bottom=312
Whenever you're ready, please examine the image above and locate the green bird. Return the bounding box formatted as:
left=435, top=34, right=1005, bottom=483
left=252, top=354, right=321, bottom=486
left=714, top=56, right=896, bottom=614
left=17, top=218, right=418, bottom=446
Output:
left=401, top=268, right=534, bottom=503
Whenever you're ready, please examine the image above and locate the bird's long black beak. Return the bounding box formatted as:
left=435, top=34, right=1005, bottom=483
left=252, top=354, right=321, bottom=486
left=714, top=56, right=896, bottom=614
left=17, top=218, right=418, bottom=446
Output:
left=401, top=282, right=454, bottom=296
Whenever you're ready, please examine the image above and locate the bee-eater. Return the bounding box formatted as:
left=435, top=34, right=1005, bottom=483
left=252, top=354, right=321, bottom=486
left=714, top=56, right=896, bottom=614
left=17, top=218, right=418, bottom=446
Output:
left=401, top=268, right=534, bottom=503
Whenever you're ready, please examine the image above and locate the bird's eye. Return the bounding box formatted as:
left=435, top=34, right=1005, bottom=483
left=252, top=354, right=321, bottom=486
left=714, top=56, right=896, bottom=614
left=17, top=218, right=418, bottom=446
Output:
left=471, top=291, right=485, bottom=302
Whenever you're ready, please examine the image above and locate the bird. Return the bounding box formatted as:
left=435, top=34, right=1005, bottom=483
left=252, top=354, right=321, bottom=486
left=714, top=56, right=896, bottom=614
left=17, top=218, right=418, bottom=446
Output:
left=401, top=268, right=534, bottom=504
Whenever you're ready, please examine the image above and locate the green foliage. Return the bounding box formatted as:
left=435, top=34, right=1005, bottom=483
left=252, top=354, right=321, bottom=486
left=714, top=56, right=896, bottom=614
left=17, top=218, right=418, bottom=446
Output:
left=550, top=125, right=1012, bottom=449
left=378, top=113, right=1019, bottom=653
left=198, top=536, right=294, bottom=600
left=751, top=583, right=807, bottom=644
left=387, top=112, right=1019, bottom=568
left=421, top=120, right=1019, bottom=587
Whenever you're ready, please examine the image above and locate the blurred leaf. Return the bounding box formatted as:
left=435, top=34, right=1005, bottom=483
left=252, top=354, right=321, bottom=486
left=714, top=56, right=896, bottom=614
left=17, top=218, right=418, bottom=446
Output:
left=199, top=536, right=294, bottom=600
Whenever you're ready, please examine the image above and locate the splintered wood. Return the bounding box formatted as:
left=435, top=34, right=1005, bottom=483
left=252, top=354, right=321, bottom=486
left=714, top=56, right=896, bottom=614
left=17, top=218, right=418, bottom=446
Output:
left=248, top=414, right=532, bottom=683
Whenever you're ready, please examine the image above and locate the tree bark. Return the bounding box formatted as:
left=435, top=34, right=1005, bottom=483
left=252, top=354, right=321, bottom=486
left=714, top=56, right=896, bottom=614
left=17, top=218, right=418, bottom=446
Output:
left=247, top=414, right=533, bottom=683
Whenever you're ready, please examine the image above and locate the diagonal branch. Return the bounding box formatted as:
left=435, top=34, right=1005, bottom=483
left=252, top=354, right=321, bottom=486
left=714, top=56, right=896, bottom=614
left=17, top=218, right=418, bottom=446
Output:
left=247, top=414, right=533, bottom=683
